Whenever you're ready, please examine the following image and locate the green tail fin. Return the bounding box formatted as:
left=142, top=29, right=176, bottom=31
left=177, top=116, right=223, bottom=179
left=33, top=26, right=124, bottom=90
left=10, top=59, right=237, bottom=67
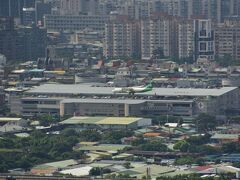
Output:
left=145, top=82, right=153, bottom=89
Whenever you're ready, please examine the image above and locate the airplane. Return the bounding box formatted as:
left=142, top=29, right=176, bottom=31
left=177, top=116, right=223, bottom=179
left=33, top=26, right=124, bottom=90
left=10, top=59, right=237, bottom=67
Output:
left=112, top=82, right=153, bottom=95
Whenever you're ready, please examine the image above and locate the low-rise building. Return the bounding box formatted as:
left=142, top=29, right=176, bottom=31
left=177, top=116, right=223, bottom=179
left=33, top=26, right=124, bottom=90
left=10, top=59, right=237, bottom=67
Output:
left=31, top=159, right=78, bottom=175
left=60, top=116, right=152, bottom=130
left=60, top=98, right=194, bottom=117
left=0, top=117, right=28, bottom=134
left=10, top=83, right=239, bottom=117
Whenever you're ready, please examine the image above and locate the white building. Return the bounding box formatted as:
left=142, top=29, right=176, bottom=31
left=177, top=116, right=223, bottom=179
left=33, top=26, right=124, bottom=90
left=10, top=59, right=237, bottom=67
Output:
left=178, top=19, right=194, bottom=59
left=194, top=19, right=215, bottom=61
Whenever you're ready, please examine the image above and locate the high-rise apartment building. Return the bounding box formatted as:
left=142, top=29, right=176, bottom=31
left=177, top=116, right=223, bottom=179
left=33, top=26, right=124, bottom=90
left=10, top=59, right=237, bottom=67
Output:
left=59, top=0, right=98, bottom=16
left=230, top=0, right=240, bottom=16
left=0, top=17, right=16, bottom=61
left=140, top=19, right=151, bottom=59
left=116, top=0, right=155, bottom=20
left=35, top=1, right=52, bottom=26
left=187, top=0, right=204, bottom=19
left=187, top=0, right=240, bottom=23
left=194, top=19, right=215, bottom=60
left=22, top=7, right=36, bottom=26
left=98, top=0, right=116, bottom=16
left=104, top=16, right=140, bottom=58
left=0, top=0, right=35, bottom=23
left=141, top=15, right=178, bottom=60
left=0, top=0, right=23, bottom=17
left=178, top=19, right=194, bottom=59
left=16, top=26, right=47, bottom=61
left=178, top=0, right=189, bottom=18
left=215, top=21, right=240, bottom=60
left=0, top=17, right=46, bottom=62
left=156, top=0, right=179, bottom=17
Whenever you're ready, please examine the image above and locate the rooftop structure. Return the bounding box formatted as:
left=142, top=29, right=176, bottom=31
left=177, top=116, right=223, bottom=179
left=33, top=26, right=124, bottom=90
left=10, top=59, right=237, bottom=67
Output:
left=10, top=83, right=239, bottom=117
left=27, top=83, right=237, bottom=97
left=60, top=116, right=152, bottom=129
left=75, top=144, right=131, bottom=152
left=0, top=117, right=23, bottom=122
left=0, top=117, right=28, bottom=134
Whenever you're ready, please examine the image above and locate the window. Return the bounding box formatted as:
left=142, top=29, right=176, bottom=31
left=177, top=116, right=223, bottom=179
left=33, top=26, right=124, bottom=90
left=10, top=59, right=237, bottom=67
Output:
left=43, top=101, right=57, bottom=105
left=200, top=42, right=206, bottom=51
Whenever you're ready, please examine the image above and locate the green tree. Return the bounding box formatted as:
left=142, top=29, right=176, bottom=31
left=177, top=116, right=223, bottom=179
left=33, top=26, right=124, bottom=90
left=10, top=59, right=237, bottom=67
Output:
left=61, top=128, right=78, bottom=137
left=187, top=134, right=211, bottom=145
left=89, top=167, right=102, bottom=176
left=173, top=140, right=190, bottom=152
left=233, top=162, right=240, bottom=168
left=131, top=136, right=146, bottom=146
left=37, top=114, right=59, bottom=126
left=174, top=156, right=204, bottom=165
left=0, top=129, right=86, bottom=171
left=197, top=145, right=219, bottom=155
left=102, top=130, right=134, bottom=144
left=139, top=140, right=169, bottom=151
left=221, top=142, right=238, bottom=153
left=215, top=54, right=240, bottom=67
left=195, top=114, right=217, bottom=132
left=116, top=173, right=131, bottom=178
left=79, top=129, right=102, bottom=142
left=123, top=162, right=131, bottom=169
left=152, top=47, right=165, bottom=60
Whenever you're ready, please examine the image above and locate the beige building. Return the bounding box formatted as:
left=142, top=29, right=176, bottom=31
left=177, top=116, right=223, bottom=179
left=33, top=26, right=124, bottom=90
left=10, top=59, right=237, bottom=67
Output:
left=178, top=19, right=194, bottom=59
left=59, top=0, right=98, bottom=16
left=141, top=15, right=178, bottom=60
left=215, top=22, right=240, bottom=60
left=116, top=0, right=155, bottom=20
left=104, top=16, right=140, bottom=58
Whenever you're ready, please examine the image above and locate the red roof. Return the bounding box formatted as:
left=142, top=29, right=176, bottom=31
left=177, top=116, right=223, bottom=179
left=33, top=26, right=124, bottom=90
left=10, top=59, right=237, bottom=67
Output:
left=194, top=165, right=213, bottom=171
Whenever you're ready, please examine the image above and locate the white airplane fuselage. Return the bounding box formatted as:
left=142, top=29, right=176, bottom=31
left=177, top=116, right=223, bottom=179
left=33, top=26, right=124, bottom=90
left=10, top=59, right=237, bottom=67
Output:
left=112, top=86, right=150, bottom=94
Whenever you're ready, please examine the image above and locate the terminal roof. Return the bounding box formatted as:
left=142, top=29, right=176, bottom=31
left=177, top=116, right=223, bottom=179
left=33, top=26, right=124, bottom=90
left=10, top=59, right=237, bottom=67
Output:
left=27, top=84, right=237, bottom=97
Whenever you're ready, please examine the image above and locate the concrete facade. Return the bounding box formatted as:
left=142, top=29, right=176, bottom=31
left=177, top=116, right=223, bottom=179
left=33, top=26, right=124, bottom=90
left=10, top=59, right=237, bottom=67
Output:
left=178, top=19, right=194, bottom=59
left=104, top=17, right=140, bottom=58
left=215, top=23, right=240, bottom=60
left=141, top=15, right=178, bottom=60
left=194, top=19, right=215, bottom=61
left=10, top=84, right=239, bottom=117
left=44, top=15, right=109, bottom=32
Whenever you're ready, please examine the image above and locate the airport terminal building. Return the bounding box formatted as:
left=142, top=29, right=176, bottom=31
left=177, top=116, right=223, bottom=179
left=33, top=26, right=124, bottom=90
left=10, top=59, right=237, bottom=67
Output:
left=10, top=84, right=239, bottom=117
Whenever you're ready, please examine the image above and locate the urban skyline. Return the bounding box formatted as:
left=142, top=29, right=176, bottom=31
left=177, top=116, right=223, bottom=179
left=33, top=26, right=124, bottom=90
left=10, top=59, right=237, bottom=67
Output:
left=1, top=0, right=240, bottom=179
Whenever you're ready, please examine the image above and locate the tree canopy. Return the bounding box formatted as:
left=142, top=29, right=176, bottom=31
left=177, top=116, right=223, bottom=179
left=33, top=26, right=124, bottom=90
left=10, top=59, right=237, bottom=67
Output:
left=0, top=129, right=84, bottom=172
left=195, top=114, right=217, bottom=132
left=139, top=140, right=169, bottom=151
